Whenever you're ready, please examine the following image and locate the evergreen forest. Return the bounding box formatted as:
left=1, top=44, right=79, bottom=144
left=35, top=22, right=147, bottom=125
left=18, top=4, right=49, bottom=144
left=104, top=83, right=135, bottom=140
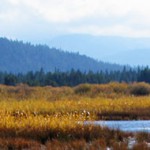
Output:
left=1, top=67, right=149, bottom=86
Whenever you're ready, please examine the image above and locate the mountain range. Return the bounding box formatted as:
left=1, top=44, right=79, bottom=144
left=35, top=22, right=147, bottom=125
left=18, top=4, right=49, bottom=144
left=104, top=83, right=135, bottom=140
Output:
left=49, top=34, right=150, bottom=66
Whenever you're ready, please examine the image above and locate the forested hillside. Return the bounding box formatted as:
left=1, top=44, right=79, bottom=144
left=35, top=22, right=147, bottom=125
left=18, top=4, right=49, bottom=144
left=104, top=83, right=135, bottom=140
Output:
left=0, top=38, right=123, bottom=73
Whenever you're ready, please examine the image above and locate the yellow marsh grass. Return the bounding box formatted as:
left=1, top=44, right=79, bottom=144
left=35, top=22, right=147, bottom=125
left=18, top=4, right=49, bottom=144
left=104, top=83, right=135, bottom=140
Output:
left=0, top=96, right=150, bottom=116
left=0, top=84, right=149, bottom=147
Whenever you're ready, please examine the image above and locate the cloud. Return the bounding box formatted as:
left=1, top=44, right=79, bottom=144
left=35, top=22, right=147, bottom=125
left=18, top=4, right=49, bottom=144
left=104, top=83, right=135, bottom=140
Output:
left=1, top=0, right=150, bottom=39
left=19, top=0, right=150, bottom=22
left=67, top=24, right=150, bottom=37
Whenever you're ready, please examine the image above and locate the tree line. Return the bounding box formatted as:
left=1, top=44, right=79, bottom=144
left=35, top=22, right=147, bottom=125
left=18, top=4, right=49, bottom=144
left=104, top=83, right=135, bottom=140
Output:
left=0, top=67, right=149, bottom=86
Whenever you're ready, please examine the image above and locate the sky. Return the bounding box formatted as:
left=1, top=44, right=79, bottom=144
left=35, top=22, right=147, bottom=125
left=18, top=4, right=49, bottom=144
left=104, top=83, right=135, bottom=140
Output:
left=1, top=0, right=150, bottom=44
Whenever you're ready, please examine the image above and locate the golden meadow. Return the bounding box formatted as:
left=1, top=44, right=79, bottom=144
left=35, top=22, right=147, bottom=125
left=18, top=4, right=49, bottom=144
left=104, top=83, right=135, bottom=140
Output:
left=0, top=82, right=150, bottom=149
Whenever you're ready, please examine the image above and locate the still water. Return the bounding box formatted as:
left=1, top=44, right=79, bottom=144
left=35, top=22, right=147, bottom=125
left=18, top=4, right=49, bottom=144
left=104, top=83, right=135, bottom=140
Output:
left=85, top=120, right=150, bottom=132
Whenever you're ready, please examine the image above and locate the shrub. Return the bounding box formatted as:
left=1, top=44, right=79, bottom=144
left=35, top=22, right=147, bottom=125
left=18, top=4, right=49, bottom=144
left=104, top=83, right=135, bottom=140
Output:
left=129, top=82, right=150, bottom=96
left=74, top=84, right=91, bottom=94
left=110, top=82, right=128, bottom=94
left=132, top=142, right=149, bottom=150
left=136, top=132, right=150, bottom=143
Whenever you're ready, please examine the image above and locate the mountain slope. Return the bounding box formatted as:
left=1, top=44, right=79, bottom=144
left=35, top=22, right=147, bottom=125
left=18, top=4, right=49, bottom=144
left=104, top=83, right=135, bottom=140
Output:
left=49, top=34, right=150, bottom=66
left=108, top=49, right=150, bottom=66
left=0, top=38, right=123, bottom=73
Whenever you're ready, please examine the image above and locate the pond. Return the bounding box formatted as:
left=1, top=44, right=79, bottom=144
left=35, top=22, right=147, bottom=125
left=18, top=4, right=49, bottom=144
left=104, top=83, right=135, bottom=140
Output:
left=85, top=120, right=150, bottom=132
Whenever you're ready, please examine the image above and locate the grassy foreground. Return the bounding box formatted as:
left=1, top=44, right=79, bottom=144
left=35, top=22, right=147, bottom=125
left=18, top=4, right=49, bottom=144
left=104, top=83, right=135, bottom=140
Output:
left=0, top=83, right=149, bottom=149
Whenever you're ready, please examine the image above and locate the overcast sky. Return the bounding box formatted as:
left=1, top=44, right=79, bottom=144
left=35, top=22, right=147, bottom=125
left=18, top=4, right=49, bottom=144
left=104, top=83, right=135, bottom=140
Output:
left=1, top=0, right=150, bottom=43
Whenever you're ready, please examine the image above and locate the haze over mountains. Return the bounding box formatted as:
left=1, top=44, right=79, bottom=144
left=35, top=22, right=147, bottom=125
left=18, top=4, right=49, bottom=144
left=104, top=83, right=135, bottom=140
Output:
left=1, top=33, right=150, bottom=74
left=0, top=38, right=123, bottom=73
left=50, top=34, right=150, bottom=66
